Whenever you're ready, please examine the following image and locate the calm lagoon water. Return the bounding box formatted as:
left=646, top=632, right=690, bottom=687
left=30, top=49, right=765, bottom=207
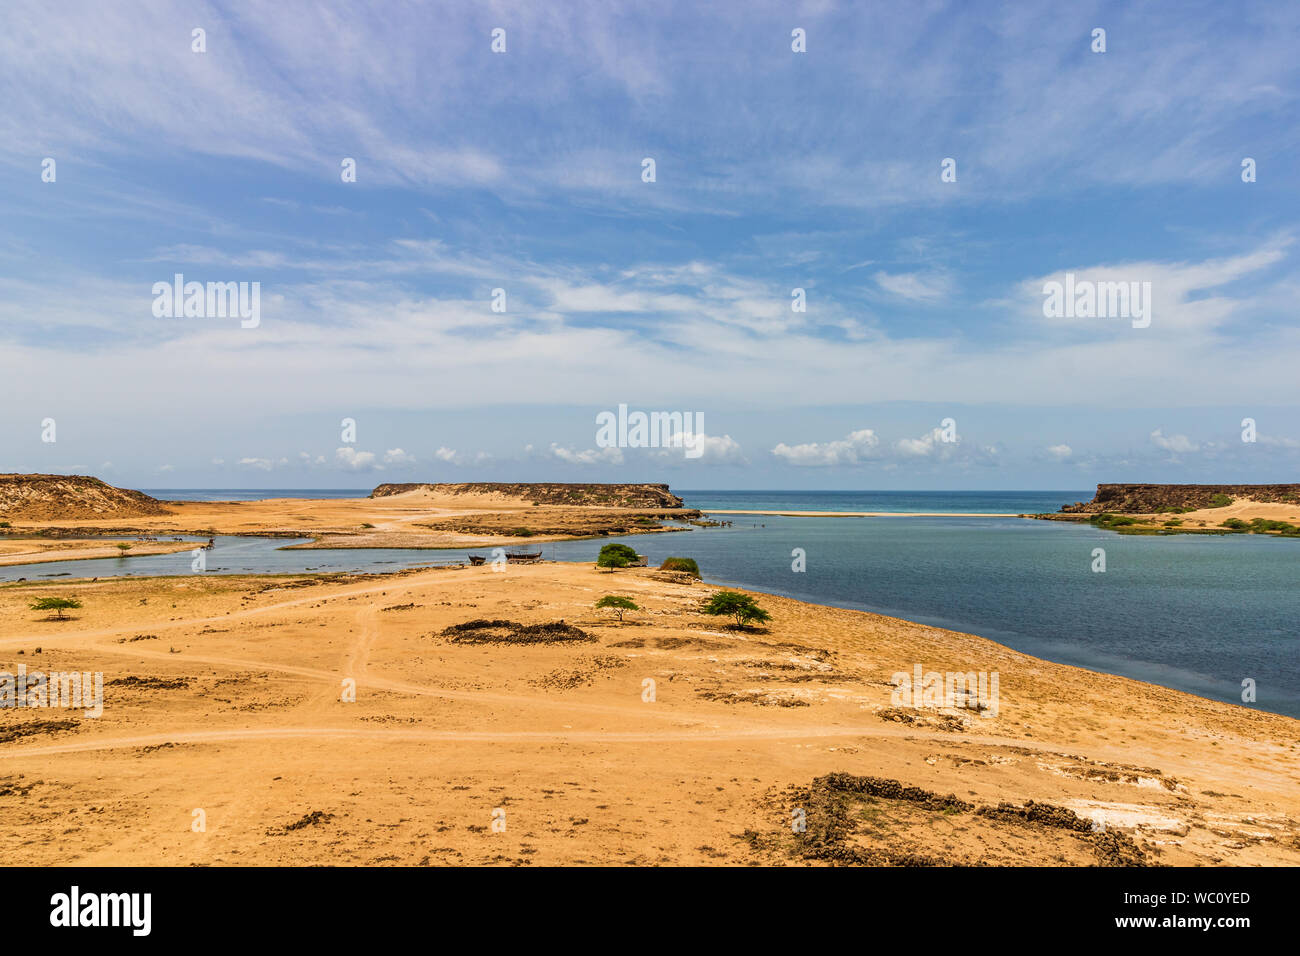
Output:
left=5, top=489, right=1297, bottom=717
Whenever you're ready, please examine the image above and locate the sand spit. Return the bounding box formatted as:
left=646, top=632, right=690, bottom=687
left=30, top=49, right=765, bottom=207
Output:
left=707, top=510, right=1020, bottom=518
left=1, top=561, right=1296, bottom=866
left=0, top=477, right=700, bottom=551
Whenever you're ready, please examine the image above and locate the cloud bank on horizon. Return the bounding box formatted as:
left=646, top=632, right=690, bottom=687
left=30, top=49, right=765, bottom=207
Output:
left=2, top=0, right=1298, bottom=488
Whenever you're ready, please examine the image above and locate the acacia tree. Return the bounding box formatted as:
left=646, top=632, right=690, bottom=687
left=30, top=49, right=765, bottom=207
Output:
left=595, top=595, right=639, bottom=622
left=701, top=591, right=771, bottom=629
left=30, top=596, right=83, bottom=621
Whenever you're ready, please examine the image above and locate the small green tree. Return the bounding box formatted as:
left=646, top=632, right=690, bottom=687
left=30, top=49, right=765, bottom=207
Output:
left=595, top=595, right=640, bottom=622
left=30, top=596, right=83, bottom=621
left=701, top=591, right=770, bottom=629
left=596, top=543, right=639, bottom=572
left=116, top=542, right=133, bottom=558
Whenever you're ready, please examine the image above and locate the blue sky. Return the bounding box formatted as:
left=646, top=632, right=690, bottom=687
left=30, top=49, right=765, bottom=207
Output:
left=2, top=0, right=1299, bottom=489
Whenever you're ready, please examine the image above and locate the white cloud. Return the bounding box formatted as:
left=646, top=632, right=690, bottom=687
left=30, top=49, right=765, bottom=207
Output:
left=548, top=443, right=624, bottom=466
left=895, top=428, right=947, bottom=457
left=771, top=429, right=880, bottom=466
left=1150, top=429, right=1199, bottom=454
left=383, top=448, right=415, bottom=465
left=335, top=447, right=379, bottom=471
left=653, top=432, right=748, bottom=465
left=1047, top=443, right=1073, bottom=460
left=872, top=270, right=952, bottom=302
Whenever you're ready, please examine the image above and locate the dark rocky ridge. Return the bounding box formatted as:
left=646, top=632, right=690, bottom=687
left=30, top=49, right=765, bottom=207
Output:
left=1062, top=483, right=1300, bottom=514
left=370, top=482, right=686, bottom=509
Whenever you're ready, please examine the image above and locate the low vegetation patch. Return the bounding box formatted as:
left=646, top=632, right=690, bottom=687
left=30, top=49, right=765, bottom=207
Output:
left=0, top=719, right=80, bottom=744
left=659, top=556, right=700, bottom=576
left=441, top=619, right=596, bottom=644
left=764, top=773, right=1149, bottom=867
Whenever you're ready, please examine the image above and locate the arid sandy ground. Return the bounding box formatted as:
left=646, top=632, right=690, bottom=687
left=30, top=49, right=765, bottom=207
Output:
left=0, top=539, right=195, bottom=567
left=1035, top=498, right=1300, bottom=533
left=2, top=562, right=1297, bottom=866
left=3, top=488, right=693, bottom=549
left=1168, top=499, right=1300, bottom=526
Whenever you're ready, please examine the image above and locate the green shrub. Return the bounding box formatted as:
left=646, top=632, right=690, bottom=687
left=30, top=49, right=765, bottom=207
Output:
left=659, top=557, right=700, bottom=577
left=1093, top=513, right=1138, bottom=527
left=701, top=591, right=771, bottom=629
left=1248, top=518, right=1298, bottom=533
left=1220, top=518, right=1249, bottom=531
left=1208, top=493, right=1234, bottom=508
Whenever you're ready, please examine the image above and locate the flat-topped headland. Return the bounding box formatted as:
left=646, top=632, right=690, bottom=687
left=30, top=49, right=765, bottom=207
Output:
left=371, top=481, right=685, bottom=509
left=1031, top=483, right=1300, bottom=536
left=1060, top=483, right=1300, bottom=514
left=0, top=475, right=699, bottom=551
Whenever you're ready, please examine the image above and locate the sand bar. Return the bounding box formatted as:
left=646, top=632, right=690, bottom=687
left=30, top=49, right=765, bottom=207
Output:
left=706, top=510, right=1023, bottom=517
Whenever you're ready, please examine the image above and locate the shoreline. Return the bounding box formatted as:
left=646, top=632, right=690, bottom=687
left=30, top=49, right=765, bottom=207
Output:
left=4, top=556, right=1294, bottom=720
left=0, top=539, right=196, bottom=568
left=2, top=559, right=1296, bottom=866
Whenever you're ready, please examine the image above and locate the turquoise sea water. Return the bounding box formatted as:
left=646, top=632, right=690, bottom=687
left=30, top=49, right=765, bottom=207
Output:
left=5, top=489, right=1297, bottom=717
left=677, top=489, right=1087, bottom=513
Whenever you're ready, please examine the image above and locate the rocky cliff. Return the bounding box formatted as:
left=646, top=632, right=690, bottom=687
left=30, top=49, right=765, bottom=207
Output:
left=1061, top=483, right=1300, bottom=514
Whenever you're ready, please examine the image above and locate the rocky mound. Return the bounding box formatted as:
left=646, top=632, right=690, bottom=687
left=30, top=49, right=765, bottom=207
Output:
left=0, top=474, right=171, bottom=520
left=1062, top=483, right=1300, bottom=514
left=371, top=482, right=686, bottom=508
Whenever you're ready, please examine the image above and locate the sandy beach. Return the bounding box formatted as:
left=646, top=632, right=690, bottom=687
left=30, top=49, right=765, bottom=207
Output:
left=3, top=560, right=1297, bottom=866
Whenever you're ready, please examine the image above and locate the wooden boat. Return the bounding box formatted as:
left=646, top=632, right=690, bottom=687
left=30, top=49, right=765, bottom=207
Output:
left=468, top=555, right=487, bottom=566
left=505, top=549, right=542, bottom=563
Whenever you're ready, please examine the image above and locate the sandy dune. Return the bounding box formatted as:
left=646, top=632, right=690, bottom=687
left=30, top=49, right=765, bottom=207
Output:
left=2, top=562, right=1296, bottom=866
